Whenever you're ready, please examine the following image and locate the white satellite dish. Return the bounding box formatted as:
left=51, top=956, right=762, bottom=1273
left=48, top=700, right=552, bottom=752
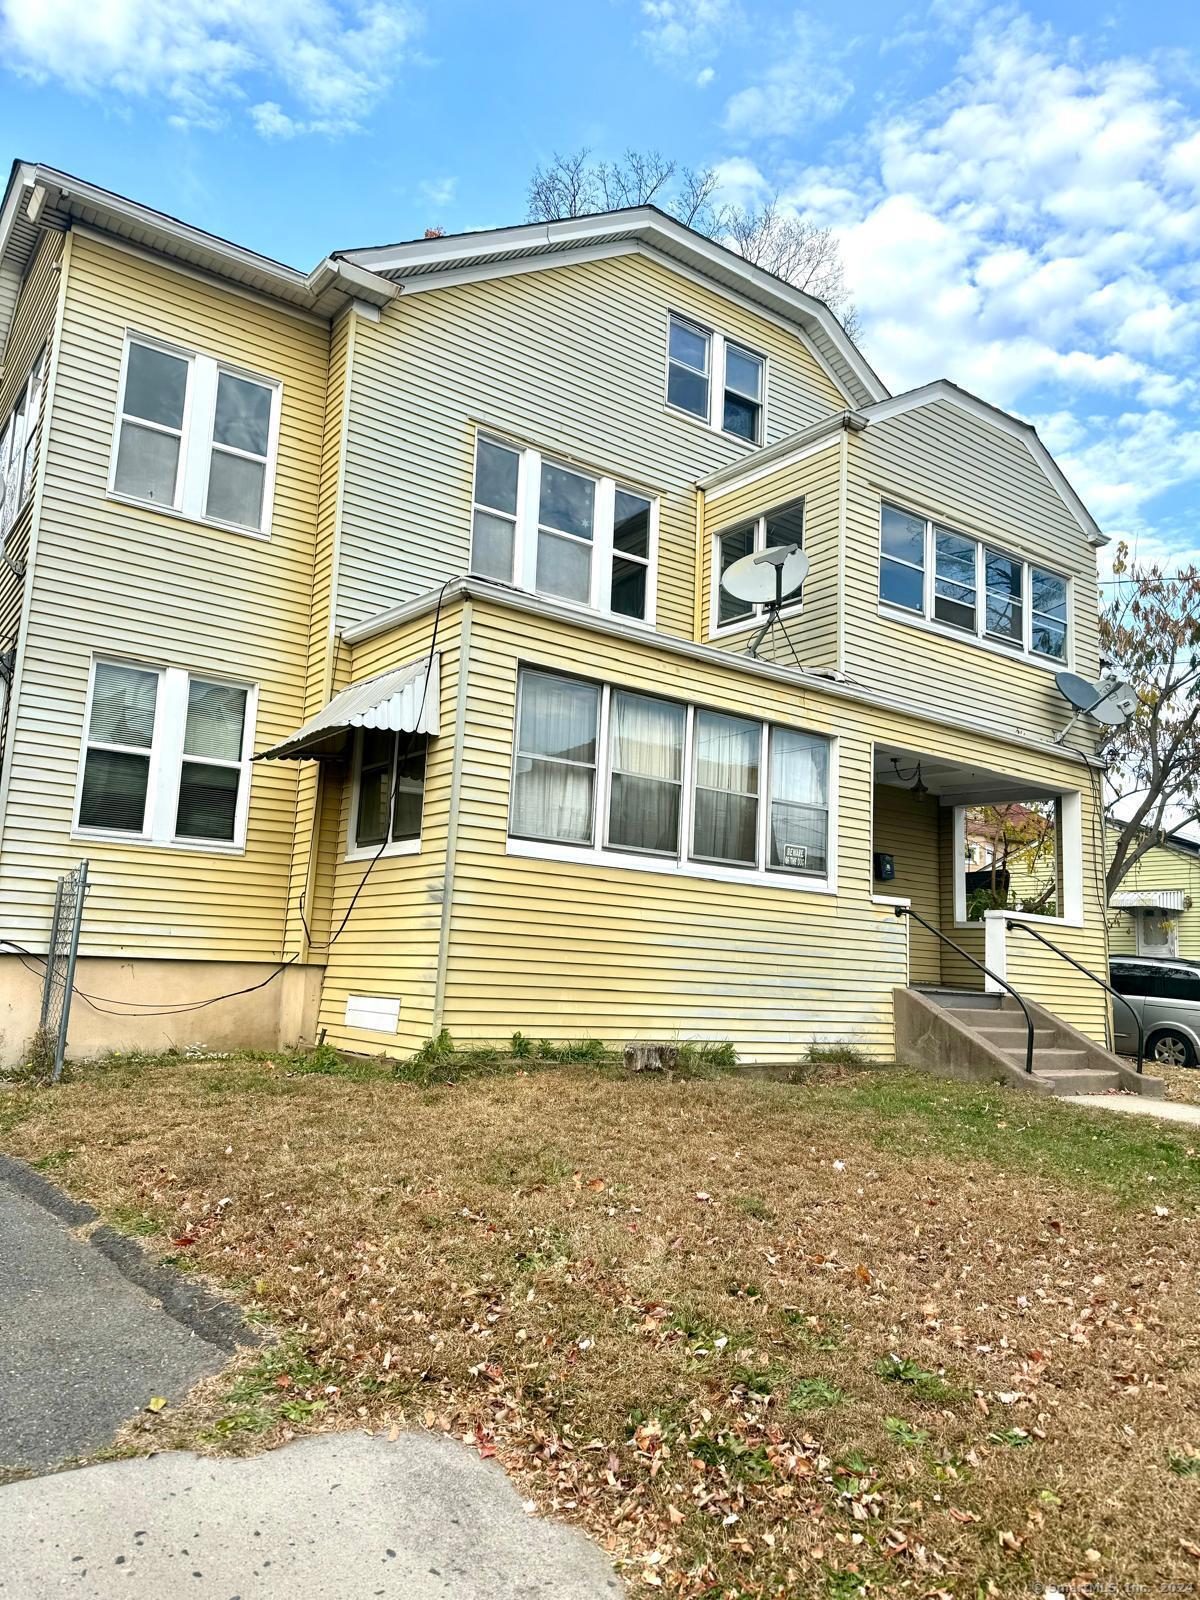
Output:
left=721, top=543, right=809, bottom=605
left=1054, top=670, right=1137, bottom=743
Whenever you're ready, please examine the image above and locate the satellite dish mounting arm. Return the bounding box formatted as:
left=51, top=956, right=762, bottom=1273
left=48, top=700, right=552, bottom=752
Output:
left=746, top=544, right=797, bottom=661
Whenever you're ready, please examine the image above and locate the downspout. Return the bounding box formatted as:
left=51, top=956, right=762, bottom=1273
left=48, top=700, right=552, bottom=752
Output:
left=835, top=422, right=848, bottom=677
left=692, top=486, right=705, bottom=644
left=292, top=308, right=358, bottom=963
left=432, top=599, right=472, bottom=1034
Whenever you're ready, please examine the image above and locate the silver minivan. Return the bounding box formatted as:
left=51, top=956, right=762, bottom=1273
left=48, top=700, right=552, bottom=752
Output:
left=1110, top=955, right=1200, bottom=1068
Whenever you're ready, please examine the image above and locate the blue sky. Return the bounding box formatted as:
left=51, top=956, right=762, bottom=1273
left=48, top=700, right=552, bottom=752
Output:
left=2, top=0, right=1199, bottom=572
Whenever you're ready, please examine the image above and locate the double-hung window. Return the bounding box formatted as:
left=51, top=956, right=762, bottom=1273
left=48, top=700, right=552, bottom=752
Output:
left=76, top=660, right=255, bottom=848
left=0, top=347, right=46, bottom=542
left=666, top=314, right=765, bottom=444
left=469, top=435, right=658, bottom=624
left=111, top=335, right=281, bottom=535
left=350, top=730, right=427, bottom=857
left=1030, top=569, right=1068, bottom=660
left=878, top=500, right=1070, bottom=664
left=509, top=668, right=832, bottom=885
left=713, top=498, right=805, bottom=632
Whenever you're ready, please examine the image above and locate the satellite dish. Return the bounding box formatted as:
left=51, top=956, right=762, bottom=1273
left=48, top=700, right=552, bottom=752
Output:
left=721, top=544, right=809, bottom=605
left=1054, top=670, right=1136, bottom=743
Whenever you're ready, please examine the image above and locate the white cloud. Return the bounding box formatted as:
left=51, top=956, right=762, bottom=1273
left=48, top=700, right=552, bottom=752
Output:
left=0, top=0, right=422, bottom=135
left=723, top=16, right=852, bottom=137
left=640, top=0, right=738, bottom=68
left=710, top=156, right=768, bottom=209
left=754, top=9, right=1200, bottom=541
left=696, top=66, right=715, bottom=88
left=418, top=176, right=457, bottom=210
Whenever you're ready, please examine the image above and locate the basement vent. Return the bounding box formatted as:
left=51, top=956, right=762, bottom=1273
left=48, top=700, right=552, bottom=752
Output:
left=344, top=994, right=401, bottom=1033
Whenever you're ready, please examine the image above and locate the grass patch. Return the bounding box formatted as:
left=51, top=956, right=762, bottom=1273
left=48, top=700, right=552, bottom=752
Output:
left=875, top=1353, right=964, bottom=1405
left=3, top=1055, right=1199, bottom=1596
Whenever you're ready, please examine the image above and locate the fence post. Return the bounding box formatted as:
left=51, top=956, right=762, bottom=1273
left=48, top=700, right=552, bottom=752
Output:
left=38, top=876, right=65, bottom=1030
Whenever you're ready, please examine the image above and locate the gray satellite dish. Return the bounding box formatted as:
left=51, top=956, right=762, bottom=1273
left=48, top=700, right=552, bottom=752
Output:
left=1054, top=670, right=1136, bottom=743
left=721, top=544, right=809, bottom=605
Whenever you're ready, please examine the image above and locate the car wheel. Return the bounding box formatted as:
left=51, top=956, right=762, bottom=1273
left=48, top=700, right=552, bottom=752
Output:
left=1148, top=1030, right=1197, bottom=1069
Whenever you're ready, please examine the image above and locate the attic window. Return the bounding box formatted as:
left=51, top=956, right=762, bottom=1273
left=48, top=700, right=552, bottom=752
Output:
left=665, top=314, right=765, bottom=445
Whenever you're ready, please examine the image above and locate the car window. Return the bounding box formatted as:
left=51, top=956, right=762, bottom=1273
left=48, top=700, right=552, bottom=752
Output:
left=1111, top=964, right=1162, bottom=997
left=1160, top=969, right=1200, bottom=1003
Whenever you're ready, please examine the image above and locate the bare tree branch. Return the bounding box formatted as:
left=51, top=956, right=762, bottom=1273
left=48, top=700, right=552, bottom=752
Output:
left=525, top=151, right=860, bottom=338
left=1100, top=541, right=1200, bottom=897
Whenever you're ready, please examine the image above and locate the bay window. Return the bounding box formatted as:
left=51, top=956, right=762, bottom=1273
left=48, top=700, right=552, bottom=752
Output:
left=879, top=500, right=1070, bottom=664
left=111, top=335, right=280, bottom=535
left=76, top=660, right=254, bottom=848
left=469, top=434, right=657, bottom=624
left=712, top=498, right=804, bottom=633
left=508, top=668, right=833, bottom=886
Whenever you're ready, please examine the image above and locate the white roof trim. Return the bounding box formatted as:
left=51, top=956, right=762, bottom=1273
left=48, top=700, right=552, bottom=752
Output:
left=861, top=381, right=1107, bottom=547
left=256, top=656, right=439, bottom=761
left=1111, top=888, right=1187, bottom=911
left=339, top=207, right=888, bottom=410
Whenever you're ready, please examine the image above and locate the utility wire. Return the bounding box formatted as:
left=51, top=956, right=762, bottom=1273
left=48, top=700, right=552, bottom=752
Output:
left=2, top=580, right=451, bottom=1020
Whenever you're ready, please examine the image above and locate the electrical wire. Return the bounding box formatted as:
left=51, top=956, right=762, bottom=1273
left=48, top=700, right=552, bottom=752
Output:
left=1, top=580, right=451, bottom=1021
left=299, top=577, right=449, bottom=953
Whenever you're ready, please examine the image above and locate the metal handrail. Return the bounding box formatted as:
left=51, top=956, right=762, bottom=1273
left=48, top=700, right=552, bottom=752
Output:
left=894, top=904, right=1036, bottom=1074
left=1004, top=918, right=1144, bottom=1076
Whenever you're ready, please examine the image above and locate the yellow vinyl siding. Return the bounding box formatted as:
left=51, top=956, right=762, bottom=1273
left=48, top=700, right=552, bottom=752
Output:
left=0, top=230, right=328, bottom=961
left=702, top=439, right=841, bottom=668
left=871, top=784, right=942, bottom=984
left=335, top=252, right=845, bottom=642
left=1108, top=842, right=1200, bottom=959
left=283, top=309, right=355, bottom=956
left=312, top=605, right=462, bottom=1054
left=843, top=402, right=1101, bottom=747
left=318, top=592, right=1110, bottom=1062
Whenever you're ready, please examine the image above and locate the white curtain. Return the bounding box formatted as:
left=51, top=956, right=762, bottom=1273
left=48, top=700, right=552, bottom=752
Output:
left=608, top=692, right=683, bottom=853
left=692, top=711, right=759, bottom=864
left=769, top=729, right=829, bottom=872
left=512, top=674, right=599, bottom=843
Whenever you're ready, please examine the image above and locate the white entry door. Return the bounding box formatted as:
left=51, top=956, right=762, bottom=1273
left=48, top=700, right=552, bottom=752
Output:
left=1137, top=909, right=1178, bottom=957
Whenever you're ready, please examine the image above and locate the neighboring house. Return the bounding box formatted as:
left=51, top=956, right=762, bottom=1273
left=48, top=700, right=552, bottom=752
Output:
left=0, top=161, right=1117, bottom=1067
left=1109, top=833, right=1200, bottom=960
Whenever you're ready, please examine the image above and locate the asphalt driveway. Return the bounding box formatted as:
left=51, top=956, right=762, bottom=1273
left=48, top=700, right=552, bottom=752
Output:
left=0, top=1155, right=623, bottom=1598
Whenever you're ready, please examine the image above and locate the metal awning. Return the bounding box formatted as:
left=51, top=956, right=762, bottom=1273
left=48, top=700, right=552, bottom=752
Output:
left=1111, top=888, right=1187, bottom=912
left=255, top=656, right=439, bottom=761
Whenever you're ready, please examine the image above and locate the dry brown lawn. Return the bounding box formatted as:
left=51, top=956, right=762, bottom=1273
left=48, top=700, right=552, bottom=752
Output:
left=3, top=1053, right=1199, bottom=1599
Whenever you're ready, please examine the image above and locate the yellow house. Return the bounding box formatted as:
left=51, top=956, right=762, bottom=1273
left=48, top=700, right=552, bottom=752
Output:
left=1108, top=832, right=1200, bottom=959
left=0, top=161, right=1151, bottom=1093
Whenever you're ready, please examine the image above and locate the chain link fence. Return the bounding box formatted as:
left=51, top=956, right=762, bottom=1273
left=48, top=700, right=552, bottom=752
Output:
left=38, top=859, right=88, bottom=1083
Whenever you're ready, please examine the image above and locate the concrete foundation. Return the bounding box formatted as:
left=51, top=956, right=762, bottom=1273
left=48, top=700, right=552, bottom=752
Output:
left=0, top=956, right=324, bottom=1069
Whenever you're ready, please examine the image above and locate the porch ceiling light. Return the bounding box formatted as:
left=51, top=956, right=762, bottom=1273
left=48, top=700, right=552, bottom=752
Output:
left=891, top=756, right=929, bottom=799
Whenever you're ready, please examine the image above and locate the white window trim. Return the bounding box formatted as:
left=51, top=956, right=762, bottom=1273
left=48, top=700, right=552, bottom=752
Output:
left=878, top=499, right=1073, bottom=670
left=664, top=310, right=767, bottom=447
left=470, top=433, right=659, bottom=627
left=107, top=331, right=283, bottom=540
left=345, top=728, right=425, bottom=862
left=709, top=502, right=805, bottom=639
left=952, top=791, right=1083, bottom=929
left=71, top=658, right=257, bottom=855
left=0, top=346, right=46, bottom=545
left=505, top=670, right=837, bottom=894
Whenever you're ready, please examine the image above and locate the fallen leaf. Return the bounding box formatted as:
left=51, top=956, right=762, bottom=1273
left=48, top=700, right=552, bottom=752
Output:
left=147, top=1396, right=167, bottom=1413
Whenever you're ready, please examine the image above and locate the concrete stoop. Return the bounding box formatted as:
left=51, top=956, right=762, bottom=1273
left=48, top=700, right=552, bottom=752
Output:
left=894, top=986, right=1165, bottom=1099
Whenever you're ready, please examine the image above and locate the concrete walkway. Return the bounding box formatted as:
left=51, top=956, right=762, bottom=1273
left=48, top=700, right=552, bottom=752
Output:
left=0, top=1430, right=625, bottom=1598
left=1061, top=1093, right=1200, bottom=1126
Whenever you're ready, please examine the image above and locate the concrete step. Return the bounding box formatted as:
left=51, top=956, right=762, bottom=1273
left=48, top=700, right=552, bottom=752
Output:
left=975, top=1026, right=1060, bottom=1050
left=914, top=987, right=998, bottom=1011
left=1035, top=1068, right=1124, bottom=1094
left=945, top=1008, right=1033, bottom=1032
